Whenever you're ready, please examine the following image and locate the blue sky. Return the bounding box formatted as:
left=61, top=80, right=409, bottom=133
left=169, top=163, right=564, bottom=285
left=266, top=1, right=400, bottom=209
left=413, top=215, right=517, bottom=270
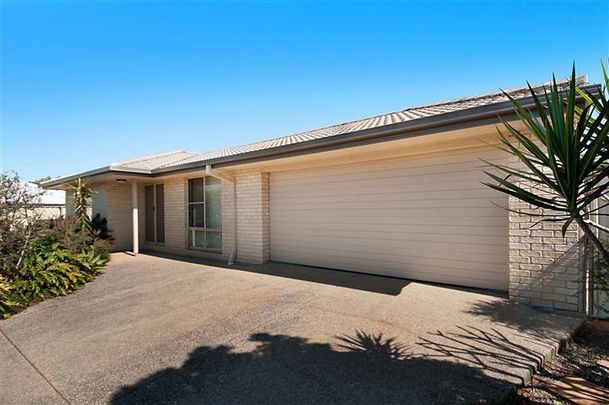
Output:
left=2, top=1, right=608, bottom=181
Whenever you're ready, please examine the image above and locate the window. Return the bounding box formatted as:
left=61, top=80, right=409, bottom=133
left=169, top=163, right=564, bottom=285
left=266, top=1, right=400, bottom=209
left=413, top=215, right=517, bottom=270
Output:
left=188, top=177, right=222, bottom=250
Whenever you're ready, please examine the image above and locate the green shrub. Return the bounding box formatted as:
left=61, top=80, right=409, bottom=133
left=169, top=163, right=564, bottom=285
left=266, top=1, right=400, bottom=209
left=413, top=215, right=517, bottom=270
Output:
left=0, top=172, right=43, bottom=281
left=91, top=239, right=112, bottom=261
left=36, top=216, right=112, bottom=260
left=38, top=216, right=90, bottom=254
left=13, top=238, right=108, bottom=302
left=0, top=177, right=112, bottom=319
left=91, top=213, right=113, bottom=242
left=0, top=242, right=109, bottom=318
left=76, top=249, right=109, bottom=276
left=0, top=275, right=20, bottom=319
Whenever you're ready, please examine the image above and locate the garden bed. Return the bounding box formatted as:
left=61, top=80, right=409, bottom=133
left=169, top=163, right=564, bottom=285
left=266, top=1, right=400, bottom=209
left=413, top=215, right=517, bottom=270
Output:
left=1, top=174, right=111, bottom=318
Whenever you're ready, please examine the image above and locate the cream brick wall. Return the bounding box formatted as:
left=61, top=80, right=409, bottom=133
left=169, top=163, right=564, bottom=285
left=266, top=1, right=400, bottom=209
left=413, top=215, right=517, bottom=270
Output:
left=140, top=173, right=268, bottom=262
left=70, top=181, right=182, bottom=254
left=89, top=182, right=133, bottom=252
left=91, top=186, right=108, bottom=218
left=222, top=169, right=270, bottom=264
left=508, top=158, right=585, bottom=313
left=221, top=178, right=235, bottom=259
left=138, top=184, right=145, bottom=244
left=73, top=173, right=272, bottom=262
left=163, top=178, right=187, bottom=249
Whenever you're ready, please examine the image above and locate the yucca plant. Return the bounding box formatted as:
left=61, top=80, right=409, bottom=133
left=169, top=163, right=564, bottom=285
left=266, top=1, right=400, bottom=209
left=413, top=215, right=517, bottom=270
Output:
left=483, top=65, right=609, bottom=264
left=72, top=178, right=93, bottom=236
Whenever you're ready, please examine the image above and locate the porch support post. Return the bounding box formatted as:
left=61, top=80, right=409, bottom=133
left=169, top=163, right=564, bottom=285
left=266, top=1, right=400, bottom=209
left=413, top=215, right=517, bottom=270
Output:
left=132, top=181, right=139, bottom=255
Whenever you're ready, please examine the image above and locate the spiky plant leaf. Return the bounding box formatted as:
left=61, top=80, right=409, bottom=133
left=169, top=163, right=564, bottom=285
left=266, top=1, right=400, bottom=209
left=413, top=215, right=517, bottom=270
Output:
left=484, top=64, right=609, bottom=263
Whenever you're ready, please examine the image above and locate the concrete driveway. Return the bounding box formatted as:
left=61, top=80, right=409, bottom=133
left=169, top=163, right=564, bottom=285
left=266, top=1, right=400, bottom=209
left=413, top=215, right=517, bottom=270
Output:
left=1, top=253, right=582, bottom=404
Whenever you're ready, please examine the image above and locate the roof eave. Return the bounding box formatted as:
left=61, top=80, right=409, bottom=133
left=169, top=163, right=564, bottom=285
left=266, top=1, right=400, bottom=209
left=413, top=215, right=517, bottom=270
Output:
left=41, top=165, right=153, bottom=189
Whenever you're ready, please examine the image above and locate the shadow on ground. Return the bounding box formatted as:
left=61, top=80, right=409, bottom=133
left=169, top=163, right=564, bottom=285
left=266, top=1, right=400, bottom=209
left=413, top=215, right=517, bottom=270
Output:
left=139, top=251, right=413, bottom=295
left=136, top=251, right=508, bottom=297
left=508, top=320, right=609, bottom=404
left=418, top=325, right=549, bottom=386
left=111, top=330, right=519, bottom=405
left=466, top=298, right=582, bottom=340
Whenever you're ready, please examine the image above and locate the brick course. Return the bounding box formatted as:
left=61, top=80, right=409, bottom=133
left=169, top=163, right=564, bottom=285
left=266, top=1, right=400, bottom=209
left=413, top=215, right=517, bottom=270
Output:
left=507, top=157, right=584, bottom=313
left=222, top=169, right=270, bottom=264
left=88, top=182, right=133, bottom=251
left=163, top=178, right=187, bottom=249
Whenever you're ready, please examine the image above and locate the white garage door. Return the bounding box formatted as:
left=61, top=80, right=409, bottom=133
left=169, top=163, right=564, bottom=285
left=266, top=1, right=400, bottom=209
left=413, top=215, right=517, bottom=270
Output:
left=270, top=146, right=509, bottom=290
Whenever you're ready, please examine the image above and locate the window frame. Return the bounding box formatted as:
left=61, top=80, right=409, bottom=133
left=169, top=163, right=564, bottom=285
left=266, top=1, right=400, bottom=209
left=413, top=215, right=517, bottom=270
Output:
left=187, top=176, right=222, bottom=252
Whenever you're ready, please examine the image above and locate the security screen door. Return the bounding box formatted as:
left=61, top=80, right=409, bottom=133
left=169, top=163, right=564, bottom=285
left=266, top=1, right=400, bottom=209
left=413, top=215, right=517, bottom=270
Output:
left=144, top=184, right=165, bottom=243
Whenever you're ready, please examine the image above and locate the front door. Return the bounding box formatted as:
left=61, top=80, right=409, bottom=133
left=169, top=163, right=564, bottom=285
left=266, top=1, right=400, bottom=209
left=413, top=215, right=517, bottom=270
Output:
left=144, top=184, right=165, bottom=243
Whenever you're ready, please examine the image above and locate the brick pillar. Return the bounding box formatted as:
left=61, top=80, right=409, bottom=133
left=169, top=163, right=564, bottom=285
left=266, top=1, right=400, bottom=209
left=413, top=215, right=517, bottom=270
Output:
left=222, top=169, right=270, bottom=264
left=508, top=158, right=585, bottom=313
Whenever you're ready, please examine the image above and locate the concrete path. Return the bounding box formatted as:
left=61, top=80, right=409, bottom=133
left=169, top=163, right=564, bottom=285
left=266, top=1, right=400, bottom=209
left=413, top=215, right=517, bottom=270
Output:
left=1, top=253, right=583, bottom=404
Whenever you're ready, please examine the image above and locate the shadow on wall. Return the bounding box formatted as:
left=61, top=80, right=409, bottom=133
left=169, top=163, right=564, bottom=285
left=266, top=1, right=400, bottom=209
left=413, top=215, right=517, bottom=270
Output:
left=111, top=330, right=518, bottom=405
left=515, top=235, right=586, bottom=312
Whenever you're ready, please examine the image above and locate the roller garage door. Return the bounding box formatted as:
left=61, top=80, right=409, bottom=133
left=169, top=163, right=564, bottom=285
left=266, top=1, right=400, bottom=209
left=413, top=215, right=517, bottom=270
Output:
left=269, top=146, right=509, bottom=291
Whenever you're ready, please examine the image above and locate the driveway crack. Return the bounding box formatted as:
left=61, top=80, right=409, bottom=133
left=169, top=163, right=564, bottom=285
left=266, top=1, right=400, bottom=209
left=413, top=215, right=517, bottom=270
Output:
left=0, top=327, right=71, bottom=404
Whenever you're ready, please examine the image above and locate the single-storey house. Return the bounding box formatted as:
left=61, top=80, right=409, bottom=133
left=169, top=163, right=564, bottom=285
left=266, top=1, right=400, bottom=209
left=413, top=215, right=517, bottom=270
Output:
left=29, top=183, right=66, bottom=219
left=43, top=77, right=600, bottom=314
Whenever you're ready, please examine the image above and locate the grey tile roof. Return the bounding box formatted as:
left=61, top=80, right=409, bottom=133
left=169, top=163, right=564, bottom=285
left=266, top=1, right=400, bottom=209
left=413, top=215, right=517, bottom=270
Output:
left=109, top=76, right=588, bottom=173
left=112, top=150, right=203, bottom=170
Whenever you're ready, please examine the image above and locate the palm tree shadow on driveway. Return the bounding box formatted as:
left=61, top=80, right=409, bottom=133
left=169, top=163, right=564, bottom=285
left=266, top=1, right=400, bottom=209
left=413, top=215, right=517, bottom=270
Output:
left=111, top=329, right=522, bottom=405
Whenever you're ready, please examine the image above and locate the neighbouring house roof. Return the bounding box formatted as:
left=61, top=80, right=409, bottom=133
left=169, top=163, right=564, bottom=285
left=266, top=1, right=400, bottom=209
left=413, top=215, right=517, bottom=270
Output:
left=43, top=76, right=597, bottom=188
left=27, top=183, right=66, bottom=205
